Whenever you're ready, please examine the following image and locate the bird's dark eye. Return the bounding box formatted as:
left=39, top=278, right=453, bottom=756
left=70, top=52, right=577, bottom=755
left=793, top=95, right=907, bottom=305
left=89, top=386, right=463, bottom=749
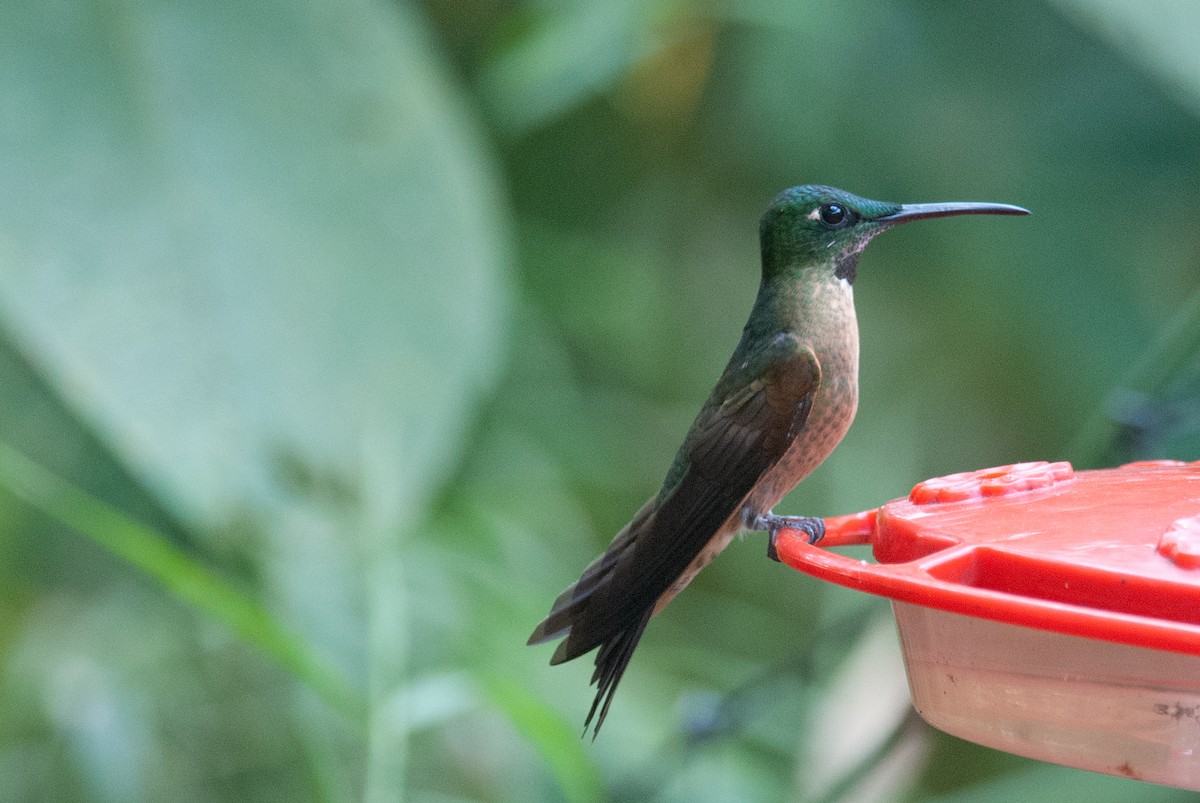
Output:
left=818, top=203, right=848, bottom=227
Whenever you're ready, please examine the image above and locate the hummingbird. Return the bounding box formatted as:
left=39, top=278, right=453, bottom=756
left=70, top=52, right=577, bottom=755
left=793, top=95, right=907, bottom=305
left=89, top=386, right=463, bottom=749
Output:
left=529, top=185, right=1029, bottom=736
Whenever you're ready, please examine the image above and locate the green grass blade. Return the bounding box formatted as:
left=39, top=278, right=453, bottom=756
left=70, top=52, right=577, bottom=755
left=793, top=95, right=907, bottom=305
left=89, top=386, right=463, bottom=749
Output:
left=479, top=673, right=605, bottom=803
left=0, top=440, right=366, bottom=724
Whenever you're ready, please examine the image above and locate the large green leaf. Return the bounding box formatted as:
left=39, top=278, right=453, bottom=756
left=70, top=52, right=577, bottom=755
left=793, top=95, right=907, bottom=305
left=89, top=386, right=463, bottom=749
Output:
left=0, top=0, right=510, bottom=796
left=1051, top=0, right=1200, bottom=119
left=0, top=0, right=509, bottom=532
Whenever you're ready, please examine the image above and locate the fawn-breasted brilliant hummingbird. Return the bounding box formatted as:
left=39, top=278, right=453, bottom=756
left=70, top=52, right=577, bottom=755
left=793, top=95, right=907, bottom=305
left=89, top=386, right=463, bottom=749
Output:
left=529, top=185, right=1029, bottom=736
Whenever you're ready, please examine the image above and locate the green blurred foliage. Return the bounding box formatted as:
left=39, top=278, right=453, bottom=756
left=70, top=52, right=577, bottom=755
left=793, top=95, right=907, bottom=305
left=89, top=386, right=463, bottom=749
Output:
left=0, top=0, right=1198, bottom=800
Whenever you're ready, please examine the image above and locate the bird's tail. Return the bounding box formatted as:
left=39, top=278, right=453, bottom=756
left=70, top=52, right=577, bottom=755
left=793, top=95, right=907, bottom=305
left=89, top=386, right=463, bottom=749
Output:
left=528, top=495, right=659, bottom=736
left=583, top=605, right=653, bottom=738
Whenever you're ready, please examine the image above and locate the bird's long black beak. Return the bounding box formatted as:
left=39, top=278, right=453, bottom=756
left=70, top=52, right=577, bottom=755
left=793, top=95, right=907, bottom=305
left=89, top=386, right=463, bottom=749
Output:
left=875, top=201, right=1030, bottom=223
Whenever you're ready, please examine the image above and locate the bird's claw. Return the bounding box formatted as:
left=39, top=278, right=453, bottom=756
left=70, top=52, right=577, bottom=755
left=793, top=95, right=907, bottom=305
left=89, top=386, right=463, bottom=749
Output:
left=754, top=514, right=824, bottom=562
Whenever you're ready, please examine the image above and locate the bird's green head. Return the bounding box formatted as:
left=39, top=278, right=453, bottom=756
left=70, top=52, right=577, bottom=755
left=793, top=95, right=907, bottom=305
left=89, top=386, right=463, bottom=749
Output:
left=759, top=185, right=1028, bottom=284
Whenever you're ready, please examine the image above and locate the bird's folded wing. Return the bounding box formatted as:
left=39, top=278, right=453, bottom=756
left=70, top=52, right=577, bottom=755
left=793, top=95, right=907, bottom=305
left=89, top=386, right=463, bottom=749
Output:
left=533, top=332, right=821, bottom=660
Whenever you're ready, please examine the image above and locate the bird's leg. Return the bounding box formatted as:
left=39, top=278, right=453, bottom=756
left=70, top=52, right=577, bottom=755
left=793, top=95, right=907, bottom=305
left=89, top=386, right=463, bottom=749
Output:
left=751, top=513, right=825, bottom=561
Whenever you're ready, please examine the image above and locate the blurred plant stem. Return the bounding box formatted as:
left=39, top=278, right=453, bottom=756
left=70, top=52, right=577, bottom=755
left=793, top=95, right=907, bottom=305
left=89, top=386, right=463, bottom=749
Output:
left=479, top=674, right=606, bottom=803
left=0, top=440, right=367, bottom=726
left=365, top=553, right=409, bottom=803
left=1068, top=283, right=1200, bottom=468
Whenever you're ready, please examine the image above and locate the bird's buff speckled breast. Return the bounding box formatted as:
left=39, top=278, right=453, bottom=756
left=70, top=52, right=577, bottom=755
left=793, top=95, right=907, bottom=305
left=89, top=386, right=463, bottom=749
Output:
left=743, top=278, right=859, bottom=518
left=652, top=279, right=859, bottom=613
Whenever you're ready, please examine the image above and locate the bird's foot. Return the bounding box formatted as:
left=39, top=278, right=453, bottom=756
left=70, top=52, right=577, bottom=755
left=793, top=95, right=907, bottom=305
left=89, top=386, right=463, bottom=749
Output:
left=753, top=514, right=825, bottom=562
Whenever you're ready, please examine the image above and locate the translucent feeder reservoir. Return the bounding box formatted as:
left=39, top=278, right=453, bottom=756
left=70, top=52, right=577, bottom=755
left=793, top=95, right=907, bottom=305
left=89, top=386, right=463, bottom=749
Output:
left=775, top=460, right=1200, bottom=790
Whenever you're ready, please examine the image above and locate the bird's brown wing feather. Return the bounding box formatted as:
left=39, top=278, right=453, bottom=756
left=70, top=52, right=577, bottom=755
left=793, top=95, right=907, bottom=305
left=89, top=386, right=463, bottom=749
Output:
left=526, top=496, right=656, bottom=645
left=528, top=332, right=820, bottom=734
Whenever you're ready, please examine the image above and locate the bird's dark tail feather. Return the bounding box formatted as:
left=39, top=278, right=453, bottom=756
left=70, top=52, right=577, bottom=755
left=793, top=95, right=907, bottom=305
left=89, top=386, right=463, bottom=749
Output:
left=582, top=605, right=653, bottom=739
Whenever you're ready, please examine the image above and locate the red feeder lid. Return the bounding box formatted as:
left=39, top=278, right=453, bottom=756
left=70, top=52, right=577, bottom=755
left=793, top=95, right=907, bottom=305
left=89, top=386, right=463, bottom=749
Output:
left=775, top=460, right=1200, bottom=656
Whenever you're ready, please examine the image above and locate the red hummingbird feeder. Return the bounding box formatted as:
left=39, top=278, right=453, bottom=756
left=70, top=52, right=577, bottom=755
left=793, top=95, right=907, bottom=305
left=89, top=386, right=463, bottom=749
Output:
left=776, top=459, right=1200, bottom=790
